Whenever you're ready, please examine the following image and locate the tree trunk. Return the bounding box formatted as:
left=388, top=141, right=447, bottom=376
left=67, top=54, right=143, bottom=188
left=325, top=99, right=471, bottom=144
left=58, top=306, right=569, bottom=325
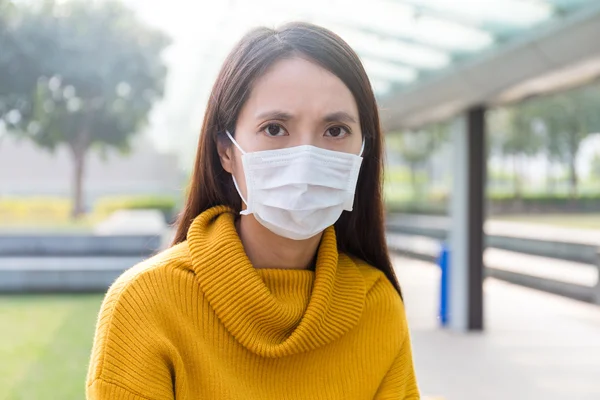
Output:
left=568, top=156, right=578, bottom=199
left=69, top=125, right=91, bottom=219
left=568, top=130, right=579, bottom=199
left=409, top=163, right=417, bottom=200
left=513, top=155, right=521, bottom=199
left=546, top=159, right=554, bottom=194
left=71, top=148, right=86, bottom=218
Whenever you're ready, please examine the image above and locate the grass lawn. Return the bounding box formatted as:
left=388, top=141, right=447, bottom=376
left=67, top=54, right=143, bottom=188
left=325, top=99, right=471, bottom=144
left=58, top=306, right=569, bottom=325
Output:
left=0, top=294, right=104, bottom=400
left=493, top=213, right=600, bottom=229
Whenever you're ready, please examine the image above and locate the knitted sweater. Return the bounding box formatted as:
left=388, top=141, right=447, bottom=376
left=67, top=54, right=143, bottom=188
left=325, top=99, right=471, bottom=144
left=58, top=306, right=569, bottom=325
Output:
left=86, top=206, right=419, bottom=399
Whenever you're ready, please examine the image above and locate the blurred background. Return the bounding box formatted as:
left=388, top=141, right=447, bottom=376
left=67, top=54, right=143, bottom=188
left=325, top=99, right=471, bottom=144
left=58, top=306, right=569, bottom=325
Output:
left=1, top=0, right=599, bottom=399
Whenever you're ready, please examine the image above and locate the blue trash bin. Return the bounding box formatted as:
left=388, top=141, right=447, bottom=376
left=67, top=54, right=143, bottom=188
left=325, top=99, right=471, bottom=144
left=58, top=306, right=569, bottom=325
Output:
left=437, top=244, right=450, bottom=327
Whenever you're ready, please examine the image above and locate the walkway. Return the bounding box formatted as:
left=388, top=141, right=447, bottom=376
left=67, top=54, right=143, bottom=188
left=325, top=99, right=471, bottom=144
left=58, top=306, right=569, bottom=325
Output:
left=395, top=255, right=600, bottom=400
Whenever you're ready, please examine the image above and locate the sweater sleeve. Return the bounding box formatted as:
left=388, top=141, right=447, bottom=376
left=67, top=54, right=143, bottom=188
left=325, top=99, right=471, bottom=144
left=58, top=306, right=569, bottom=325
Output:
left=374, top=330, right=420, bottom=400
left=87, top=378, right=158, bottom=400
left=86, top=271, right=175, bottom=400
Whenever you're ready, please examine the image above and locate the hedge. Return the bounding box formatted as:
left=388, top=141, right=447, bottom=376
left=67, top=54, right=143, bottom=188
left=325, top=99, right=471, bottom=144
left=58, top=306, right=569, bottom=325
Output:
left=0, top=197, right=72, bottom=223
left=385, top=193, right=600, bottom=215
left=94, top=195, right=178, bottom=222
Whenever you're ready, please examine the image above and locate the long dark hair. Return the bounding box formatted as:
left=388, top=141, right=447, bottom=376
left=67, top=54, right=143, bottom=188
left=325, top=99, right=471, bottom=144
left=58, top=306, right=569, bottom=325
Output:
left=171, top=22, right=402, bottom=298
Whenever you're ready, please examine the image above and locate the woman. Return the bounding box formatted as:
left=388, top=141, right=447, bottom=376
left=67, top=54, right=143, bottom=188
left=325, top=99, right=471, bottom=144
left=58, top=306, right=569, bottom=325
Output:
left=86, top=22, right=419, bottom=399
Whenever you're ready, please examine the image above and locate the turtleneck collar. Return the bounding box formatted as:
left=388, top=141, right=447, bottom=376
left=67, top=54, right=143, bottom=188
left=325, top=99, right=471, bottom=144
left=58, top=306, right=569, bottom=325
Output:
left=186, top=206, right=366, bottom=358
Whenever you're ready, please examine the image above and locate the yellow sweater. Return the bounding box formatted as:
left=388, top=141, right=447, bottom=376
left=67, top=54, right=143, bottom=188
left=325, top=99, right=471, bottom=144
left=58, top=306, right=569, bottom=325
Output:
left=86, top=206, right=419, bottom=399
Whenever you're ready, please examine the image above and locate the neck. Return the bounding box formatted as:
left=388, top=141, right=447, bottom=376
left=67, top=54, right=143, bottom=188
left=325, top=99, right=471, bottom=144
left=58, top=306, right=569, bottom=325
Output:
left=236, top=215, right=322, bottom=270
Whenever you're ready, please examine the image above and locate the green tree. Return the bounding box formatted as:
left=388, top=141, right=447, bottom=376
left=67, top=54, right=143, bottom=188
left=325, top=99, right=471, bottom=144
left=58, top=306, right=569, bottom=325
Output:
left=387, top=122, right=449, bottom=197
left=0, top=0, right=170, bottom=217
left=387, top=131, right=426, bottom=194
left=0, top=0, right=39, bottom=126
left=528, top=86, right=600, bottom=197
left=488, top=106, right=543, bottom=198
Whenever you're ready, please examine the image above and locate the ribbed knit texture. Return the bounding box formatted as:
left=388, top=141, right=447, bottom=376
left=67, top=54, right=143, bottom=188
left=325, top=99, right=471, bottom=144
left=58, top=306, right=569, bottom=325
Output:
left=86, top=206, right=419, bottom=399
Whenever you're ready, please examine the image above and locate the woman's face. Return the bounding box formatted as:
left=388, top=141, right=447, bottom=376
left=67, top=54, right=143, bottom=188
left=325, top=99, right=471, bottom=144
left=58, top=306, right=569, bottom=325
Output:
left=219, top=56, right=363, bottom=200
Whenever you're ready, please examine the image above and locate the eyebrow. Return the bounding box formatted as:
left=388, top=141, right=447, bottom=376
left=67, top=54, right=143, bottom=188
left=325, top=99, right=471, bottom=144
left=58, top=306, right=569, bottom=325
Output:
left=256, top=110, right=358, bottom=124
left=323, top=111, right=357, bottom=124
left=256, top=111, right=294, bottom=121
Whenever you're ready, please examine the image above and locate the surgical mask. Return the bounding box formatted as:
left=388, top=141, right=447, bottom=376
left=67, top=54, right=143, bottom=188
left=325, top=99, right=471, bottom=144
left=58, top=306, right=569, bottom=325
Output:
left=225, top=130, right=364, bottom=240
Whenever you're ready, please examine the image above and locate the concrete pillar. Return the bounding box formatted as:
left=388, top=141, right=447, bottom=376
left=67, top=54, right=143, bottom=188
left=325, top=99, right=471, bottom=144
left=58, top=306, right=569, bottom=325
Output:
left=449, top=106, right=486, bottom=331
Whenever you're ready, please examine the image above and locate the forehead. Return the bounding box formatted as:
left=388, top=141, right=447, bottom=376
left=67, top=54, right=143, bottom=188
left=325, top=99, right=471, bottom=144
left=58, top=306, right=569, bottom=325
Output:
left=244, top=56, right=359, bottom=118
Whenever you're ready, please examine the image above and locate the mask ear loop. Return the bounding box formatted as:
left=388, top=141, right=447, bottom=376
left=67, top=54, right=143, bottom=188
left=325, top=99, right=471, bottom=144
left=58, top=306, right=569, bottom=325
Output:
left=225, top=130, right=246, bottom=155
left=359, top=139, right=366, bottom=157
left=225, top=131, right=251, bottom=214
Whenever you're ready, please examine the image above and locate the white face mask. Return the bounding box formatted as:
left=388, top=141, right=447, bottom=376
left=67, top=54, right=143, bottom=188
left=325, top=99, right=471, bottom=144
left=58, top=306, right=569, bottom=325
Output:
left=225, top=130, right=364, bottom=240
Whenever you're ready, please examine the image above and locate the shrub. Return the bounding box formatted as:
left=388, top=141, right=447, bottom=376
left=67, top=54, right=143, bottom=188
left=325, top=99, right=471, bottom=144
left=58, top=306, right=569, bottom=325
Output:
left=0, top=197, right=71, bottom=223
left=94, top=195, right=177, bottom=223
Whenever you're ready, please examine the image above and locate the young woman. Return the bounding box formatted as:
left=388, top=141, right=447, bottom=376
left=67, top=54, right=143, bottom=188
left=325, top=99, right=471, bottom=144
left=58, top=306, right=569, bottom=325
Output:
left=87, top=22, right=419, bottom=399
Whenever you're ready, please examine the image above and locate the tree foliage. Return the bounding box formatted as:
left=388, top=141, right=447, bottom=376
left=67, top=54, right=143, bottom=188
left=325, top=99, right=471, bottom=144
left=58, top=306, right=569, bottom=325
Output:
left=488, top=104, right=545, bottom=197
left=387, top=121, right=450, bottom=195
left=518, top=86, right=600, bottom=196
left=0, top=0, right=170, bottom=216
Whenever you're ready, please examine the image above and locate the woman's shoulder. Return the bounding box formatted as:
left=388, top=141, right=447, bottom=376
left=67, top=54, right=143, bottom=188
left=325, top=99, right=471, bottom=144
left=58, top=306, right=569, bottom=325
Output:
left=104, top=242, right=192, bottom=306
left=348, top=256, right=407, bottom=324
left=87, top=243, right=190, bottom=391
left=349, top=256, right=399, bottom=297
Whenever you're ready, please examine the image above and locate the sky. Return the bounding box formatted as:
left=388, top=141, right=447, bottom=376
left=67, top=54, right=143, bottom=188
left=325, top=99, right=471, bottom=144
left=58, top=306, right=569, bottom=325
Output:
left=122, top=0, right=232, bottom=165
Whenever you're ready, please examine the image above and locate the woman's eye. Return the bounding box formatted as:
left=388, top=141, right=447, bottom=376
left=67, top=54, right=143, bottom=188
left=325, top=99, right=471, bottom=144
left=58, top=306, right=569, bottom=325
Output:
left=325, top=126, right=349, bottom=138
left=263, top=124, right=286, bottom=137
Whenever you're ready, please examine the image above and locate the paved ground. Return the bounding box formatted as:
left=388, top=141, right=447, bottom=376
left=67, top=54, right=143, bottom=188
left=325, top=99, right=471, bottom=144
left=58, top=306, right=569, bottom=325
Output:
left=93, top=209, right=167, bottom=236
left=394, top=255, right=600, bottom=400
